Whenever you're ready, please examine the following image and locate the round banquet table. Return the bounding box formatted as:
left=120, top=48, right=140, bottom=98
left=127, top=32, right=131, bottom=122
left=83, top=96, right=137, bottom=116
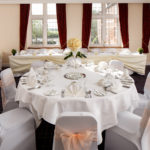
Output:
left=15, top=65, right=139, bottom=144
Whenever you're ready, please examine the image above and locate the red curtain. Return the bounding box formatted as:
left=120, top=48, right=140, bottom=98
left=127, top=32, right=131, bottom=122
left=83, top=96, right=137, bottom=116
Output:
left=142, top=4, right=150, bottom=53
left=82, top=4, right=92, bottom=48
left=20, top=4, right=30, bottom=50
left=56, top=4, right=67, bottom=49
left=118, top=4, right=129, bottom=48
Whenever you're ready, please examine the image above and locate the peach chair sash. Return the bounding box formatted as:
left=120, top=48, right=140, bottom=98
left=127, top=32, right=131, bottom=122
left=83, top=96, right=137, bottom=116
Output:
left=55, top=126, right=97, bottom=150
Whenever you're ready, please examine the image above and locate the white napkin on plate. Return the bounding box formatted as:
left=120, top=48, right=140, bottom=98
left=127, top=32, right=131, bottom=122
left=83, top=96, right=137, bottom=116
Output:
left=107, top=79, right=122, bottom=93
left=65, top=81, right=85, bottom=97
left=27, top=68, right=37, bottom=87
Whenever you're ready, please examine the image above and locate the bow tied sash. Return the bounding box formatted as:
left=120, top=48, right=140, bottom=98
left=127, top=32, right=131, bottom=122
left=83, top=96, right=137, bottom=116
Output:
left=55, top=126, right=97, bottom=150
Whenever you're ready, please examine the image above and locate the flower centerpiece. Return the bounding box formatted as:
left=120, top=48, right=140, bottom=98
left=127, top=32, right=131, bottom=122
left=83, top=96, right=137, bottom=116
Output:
left=64, top=38, right=87, bottom=80
left=64, top=38, right=87, bottom=60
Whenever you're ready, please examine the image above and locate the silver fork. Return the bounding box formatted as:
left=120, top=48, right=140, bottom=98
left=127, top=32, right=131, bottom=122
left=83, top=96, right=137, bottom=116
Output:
left=28, top=85, right=41, bottom=90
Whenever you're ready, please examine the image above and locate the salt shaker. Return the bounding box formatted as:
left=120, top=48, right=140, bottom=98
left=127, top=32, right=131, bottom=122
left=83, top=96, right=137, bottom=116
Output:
left=61, top=89, right=65, bottom=98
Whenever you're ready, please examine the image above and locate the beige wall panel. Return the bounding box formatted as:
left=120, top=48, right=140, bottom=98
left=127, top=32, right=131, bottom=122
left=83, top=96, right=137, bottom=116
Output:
left=0, top=4, right=20, bottom=65
left=128, top=3, right=143, bottom=52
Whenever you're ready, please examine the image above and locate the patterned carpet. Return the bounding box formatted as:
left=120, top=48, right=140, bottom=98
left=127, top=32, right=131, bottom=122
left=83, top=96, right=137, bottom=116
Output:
left=0, top=65, right=150, bottom=150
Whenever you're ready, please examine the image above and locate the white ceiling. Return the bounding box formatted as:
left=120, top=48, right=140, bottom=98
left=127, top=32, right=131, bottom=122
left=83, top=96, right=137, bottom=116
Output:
left=0, top=0, right=149, bottom=4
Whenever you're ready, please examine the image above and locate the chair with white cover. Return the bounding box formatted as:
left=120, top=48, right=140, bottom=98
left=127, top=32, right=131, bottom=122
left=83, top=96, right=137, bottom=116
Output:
left=31, top=60, right=45, bottom=70
left=0, top=68, right=18, bottom=112
left=53, top=112, right=98, bottom=150
left=109, top=60, right=124, bottom=71
left=143, top=72, right=150, bottom=99
left=0, top=108, right=36, bottom=150
left=105, top=101, right=150, bottom=150
left=134, top=72, right=150, bottom=116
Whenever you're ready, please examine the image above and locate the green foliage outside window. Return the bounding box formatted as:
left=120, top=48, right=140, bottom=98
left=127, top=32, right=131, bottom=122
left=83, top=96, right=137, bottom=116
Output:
left=91, top=20, right=99, bottom=45
left=32, top=20, right=43, bottom=44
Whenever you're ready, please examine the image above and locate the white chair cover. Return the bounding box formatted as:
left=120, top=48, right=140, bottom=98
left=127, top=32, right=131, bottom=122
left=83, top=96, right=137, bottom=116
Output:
left=141, top=118, right=150, bottom=150
left=1, top=68, right=16, bottom=109
left=31, top=60, right=45, bottom=70
left=140, top=101, right=150, bottom=134
left=53, top=112, right=98, bottom=150
left=0, top=108, right=36, bottom=150
left=109, top=60, right=124, bottom=71
left=141, top=101, right=150, bottom=150
left=144, top=72, right=150, bottom=99
left=105, top=101, right=150, bottom=150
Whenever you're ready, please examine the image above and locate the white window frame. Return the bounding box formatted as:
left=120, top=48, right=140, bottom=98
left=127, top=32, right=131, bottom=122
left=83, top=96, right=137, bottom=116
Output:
left=90, top=3, right=122, bottom=47
left=30, top=3, right=60, bottom=48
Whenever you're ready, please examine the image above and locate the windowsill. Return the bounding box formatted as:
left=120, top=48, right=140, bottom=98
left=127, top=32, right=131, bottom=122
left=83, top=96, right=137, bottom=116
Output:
left=89, top=46, right=123, bottom=48
left=28, top=46, right=61, bottom=49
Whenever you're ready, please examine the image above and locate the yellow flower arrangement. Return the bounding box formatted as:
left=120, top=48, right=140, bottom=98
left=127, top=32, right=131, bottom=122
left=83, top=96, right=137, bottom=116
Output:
left=64, top=38, right=86, bottom=60
left=67, top=38, right=81, bottom=51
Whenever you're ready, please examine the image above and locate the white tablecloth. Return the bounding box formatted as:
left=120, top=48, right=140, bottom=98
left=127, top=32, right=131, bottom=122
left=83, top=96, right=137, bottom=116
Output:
left=15, top=66, right=139, bottom=144
left=9, top=53, right=147, bottom=75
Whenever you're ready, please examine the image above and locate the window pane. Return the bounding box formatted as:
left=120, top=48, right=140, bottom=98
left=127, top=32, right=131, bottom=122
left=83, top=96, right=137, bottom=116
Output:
left=47, top=19, right=59, bottom=45
left=32, top=4, right=43, bottom=15
left=91, top=19, right=101, bottom=45
left=92, top=3, right=102, bottom=14
left=106, top=3, right=118, bottom=15
left=32, top=20, right=43, bottom=45
left=47, top=4, right=56, bottom=15
left=106, top=19, right=118, bottom=45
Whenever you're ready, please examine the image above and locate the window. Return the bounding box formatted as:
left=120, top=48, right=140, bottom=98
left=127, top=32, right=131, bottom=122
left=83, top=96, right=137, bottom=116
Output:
left=31, top=3, right=59, bottom=47
left=90, top=3, right=121, bottom=47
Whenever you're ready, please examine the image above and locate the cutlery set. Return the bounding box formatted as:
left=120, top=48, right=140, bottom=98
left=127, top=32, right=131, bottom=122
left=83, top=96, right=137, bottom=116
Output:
left=120, top=78, right=134, bottom=88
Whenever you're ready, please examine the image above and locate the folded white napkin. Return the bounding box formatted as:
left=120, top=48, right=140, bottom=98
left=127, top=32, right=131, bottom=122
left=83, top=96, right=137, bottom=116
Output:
left=122, top=69, right=131, bottom=79
left=95, top=61, right=108, bottom=72
left=98, top=74, right=122, bottom=93
left=110, top=70, right=124, bottom=79
left=27, top=68, right=37, bottom=87
left=65, top=81, right=85, bottom=97
left=107, top=79, right=122, bottom=93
